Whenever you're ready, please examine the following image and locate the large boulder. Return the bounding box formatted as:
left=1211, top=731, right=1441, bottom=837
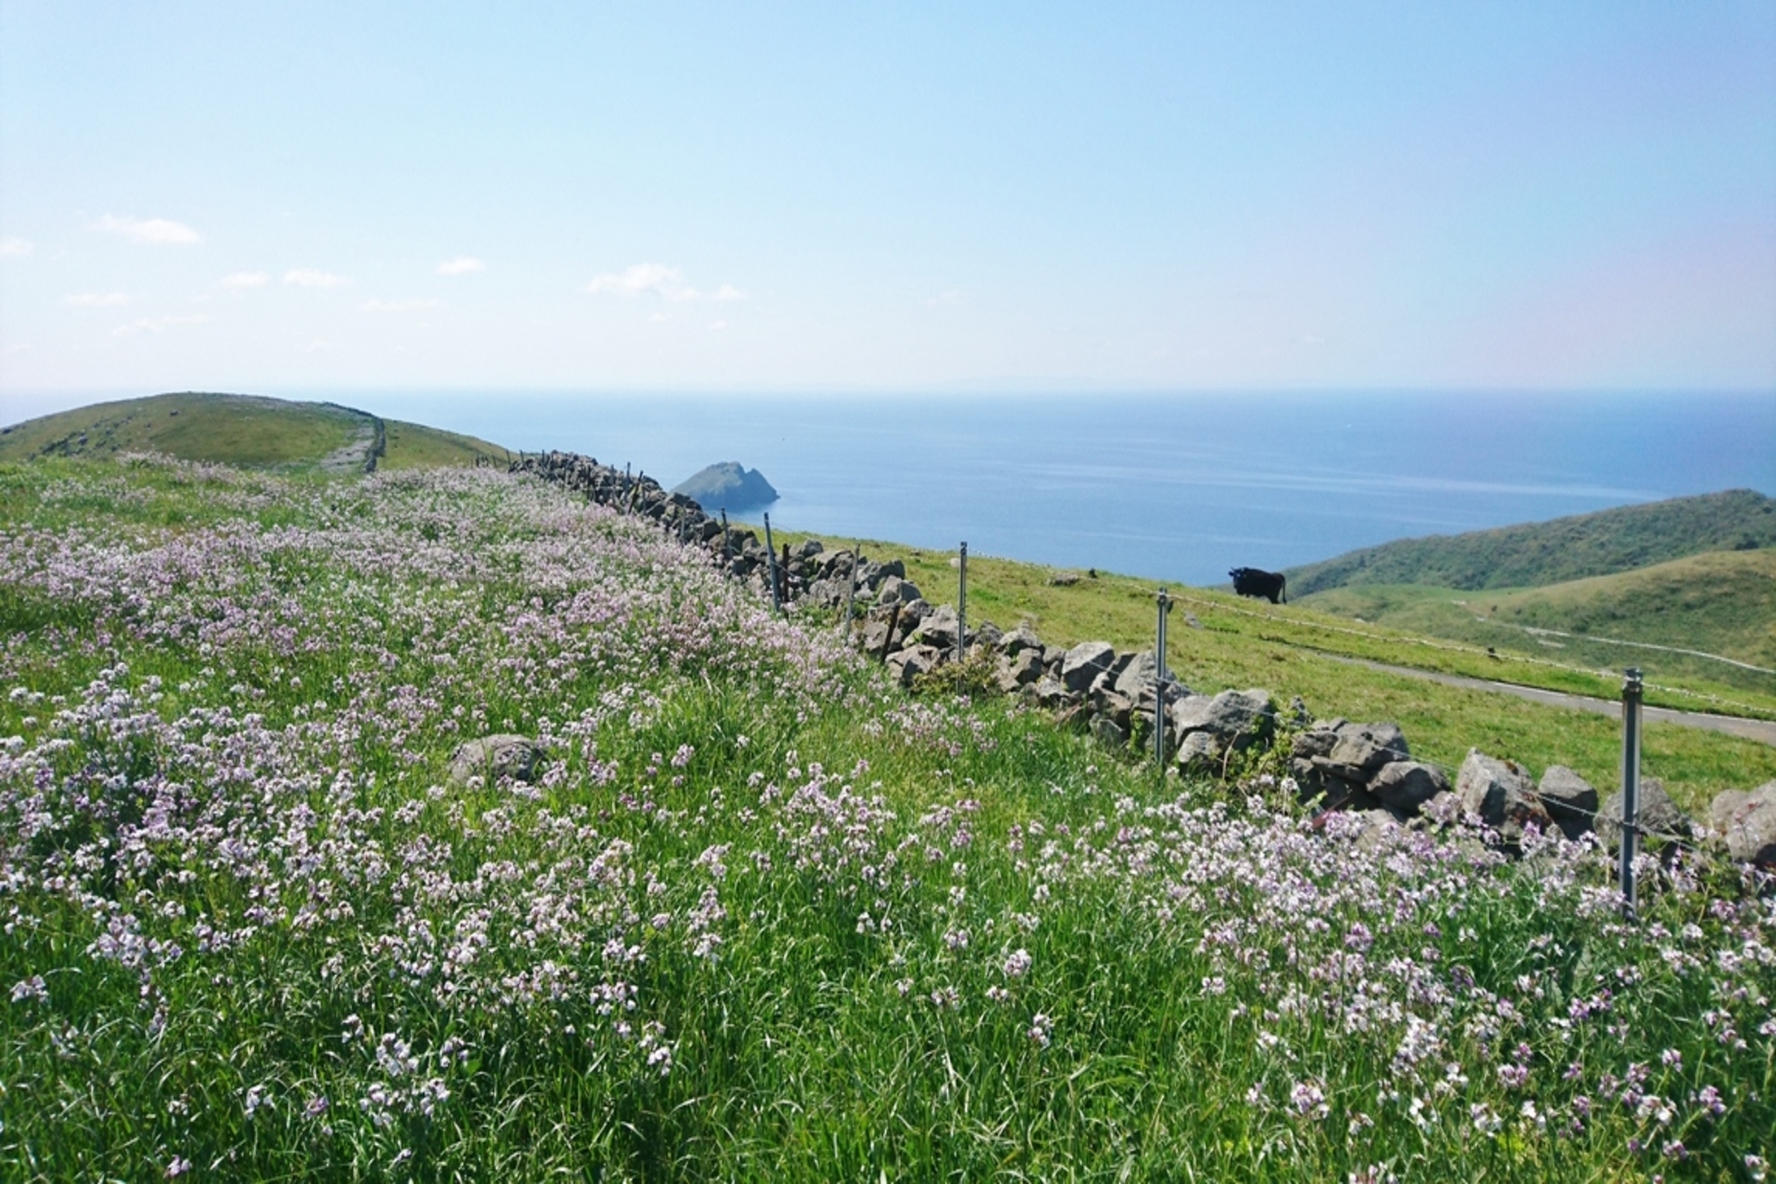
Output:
left=1060, top=641, right=1117, bottom=693
left=449, top=734, right=542, bottom=786
left=1596, top=778, right=1694, bottom=852
left=1368, top=761, right=1451, bottom=813
left=1711, top=781, right=1776, bottom=868
left=1456, top=750, right=1552, bottom=845
left=1537, top=766, right=1600, bottom=840
left=1323, top=722, right=1409, bottom=781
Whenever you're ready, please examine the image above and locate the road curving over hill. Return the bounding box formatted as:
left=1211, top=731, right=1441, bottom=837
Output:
left=1323, top=654, right=1776, bottom=747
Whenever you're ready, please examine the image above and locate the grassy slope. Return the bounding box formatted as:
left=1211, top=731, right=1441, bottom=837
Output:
left=1285, top=489, right=1776, bottom=594
left=0, top=392, right=509, bottom=473
left=758, top=526, right=1776, bottom=814
left=378, top=417, right=510, bottom=469
left=1299, top=549, right=1776, bottom=691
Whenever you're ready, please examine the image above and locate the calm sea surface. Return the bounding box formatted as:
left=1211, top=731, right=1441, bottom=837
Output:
left=356, top=391, right=1773, bottom=587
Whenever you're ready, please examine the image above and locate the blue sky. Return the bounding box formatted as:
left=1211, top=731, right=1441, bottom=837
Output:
left=2, top=1, right=1773, bottom=409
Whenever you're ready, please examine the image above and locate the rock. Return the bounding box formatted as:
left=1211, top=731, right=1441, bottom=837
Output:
left=1060, top=641, right=1117, bottom=693
left=1597, top=779, right=1694, bottom=852
left=449, top=734, right=542, bottom=785
left=998, top=623, right=1043, bottom=656
left=1172, top=689, right=1276, bottom=753
left=797, top=539, right=823, bottom=560
left=1176, top=730, right=1228, bottom=775
left=1032, top=676, right=1074, bottom=710
left=1316, top=722, right=1409, bottom=783
left=1456, top=750, right=1552, bottom=846
left=1047, top=572, right=1081, bottom=586
left=972, top=620, right=1003, bottom=650
left=1711, top=781, right=1776, bottom=868
left=915, top=604, right=962, bottom=652
left=1368, top=761, right=1451, bottom=813
left=1537, top=766, right=1600, bottom=840
left=886, top=644, right=941, bottom=687
left=1090, top=712, right=1128, bottom=748
left=865, top=559, right=906, bottom=589
left=997, top=649, right=1045, bottom=691
left=671, top=461, right=778, bottom=510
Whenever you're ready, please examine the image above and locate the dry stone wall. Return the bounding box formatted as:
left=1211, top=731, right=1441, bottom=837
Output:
left=514, top=449, right=1774, bottom=873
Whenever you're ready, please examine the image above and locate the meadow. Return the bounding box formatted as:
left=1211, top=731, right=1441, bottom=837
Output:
left=2, top=455, right=1773, bottom=1180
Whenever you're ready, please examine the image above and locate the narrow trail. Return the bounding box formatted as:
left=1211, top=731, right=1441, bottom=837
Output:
left=1321, top=654, right=1776, bottom=747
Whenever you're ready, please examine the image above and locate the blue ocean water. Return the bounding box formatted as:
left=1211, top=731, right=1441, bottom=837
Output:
left=360, top=390, right=1774, bottom=587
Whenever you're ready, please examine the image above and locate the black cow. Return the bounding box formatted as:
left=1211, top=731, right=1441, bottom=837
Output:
left=1230, top=567, right=1286, bottom=604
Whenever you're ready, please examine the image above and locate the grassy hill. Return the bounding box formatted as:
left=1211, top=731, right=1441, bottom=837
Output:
left=0, top=391, right=508, bottom=473
left=1285, top=489, right=1776, bottom=595
left=1299, top=549, right=1776, bottom=693
left=2, top=454, right=1771, bottom=1180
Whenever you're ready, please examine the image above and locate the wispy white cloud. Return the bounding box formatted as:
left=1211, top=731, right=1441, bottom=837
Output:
left=66, top=292, right=130, bottom=308
left=361, top=298, right=440, bottom=312
left=220, top=271, right=269, bottom=290
left=710, top=320, right=728, bottom=331
left=584, top=262, right=745, bottom=303
left=304, top=339, right=329, bottom=353
left=437, top=256, right=484, bottom=276
left=111, top=314, right=208, bottom=337
left=925, top=288, right=964, bottom=307
left=284, top=268, right=352, bottom=289
left=93, top=215, right=202, bottom=245
left=0, top=236, right=31, bottom=258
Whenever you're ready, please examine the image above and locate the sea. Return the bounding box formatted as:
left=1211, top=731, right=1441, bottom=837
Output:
left=237, top=390, right=1776, bottom=586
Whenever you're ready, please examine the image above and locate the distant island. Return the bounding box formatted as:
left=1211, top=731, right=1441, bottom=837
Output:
left=673, top=461, right=778, bottom=511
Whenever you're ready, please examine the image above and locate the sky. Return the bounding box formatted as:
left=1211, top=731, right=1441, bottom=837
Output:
left=2, top=1, right=1774, bottom=414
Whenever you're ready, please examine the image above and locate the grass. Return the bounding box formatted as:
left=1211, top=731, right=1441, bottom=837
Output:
left=1285, top=488, right=1776, bottom=595
left=1, top=456, right=1772, bottom=1180
left=1298, top=550, right=1776, bottom=690
left=753, top=525, right=1776, bottom=815
left=0, top=392, right=510, bottom=475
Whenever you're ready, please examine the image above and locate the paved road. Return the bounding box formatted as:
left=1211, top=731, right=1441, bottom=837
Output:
left=1321, top=654, right=1776, bottom=747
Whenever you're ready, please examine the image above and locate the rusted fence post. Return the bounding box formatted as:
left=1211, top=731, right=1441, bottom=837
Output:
left=1619, top=667, right=1643, bottom=921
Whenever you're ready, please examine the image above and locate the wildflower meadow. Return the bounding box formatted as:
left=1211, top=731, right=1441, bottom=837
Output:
left=1, top=456, right=1771, bottom=1180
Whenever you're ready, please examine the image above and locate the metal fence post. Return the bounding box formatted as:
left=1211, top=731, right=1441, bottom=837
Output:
left=844, top=546, right=859, bottom=642
left=1155, top=587, right=1171, bottom=766
left=957, top=542, right=968, bottom=664
left=1619, top=667, right=1642, bottom=921
left=720, top=510, right=731, bottom=576
left=763, top=513, right=781, bottom=614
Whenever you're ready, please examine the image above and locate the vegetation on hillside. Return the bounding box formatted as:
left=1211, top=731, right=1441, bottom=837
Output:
left=1285, top=490, right=1776, bottom=595
left=0, top=392, right=508, bottom=474
left=1300, top=550, right=1776, bottom=693
left=3, top=455, right=1771, bottom=1180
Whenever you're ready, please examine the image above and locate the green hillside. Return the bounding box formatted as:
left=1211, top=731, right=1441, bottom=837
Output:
left=1285, top=489, right=1776, bottom=595
left=0, top=391, right=508, bottom=473
left=1298, top=549, right=1776, bottom=693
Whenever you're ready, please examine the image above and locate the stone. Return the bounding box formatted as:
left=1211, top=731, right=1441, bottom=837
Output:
left=1032, top=676, right=1074, bottom=710
left=915, top=604, right=962, bottom=652
left=1060, top=640, right=1117, bottom=693
left=998, top=623, right=1043, bottom=656
left=1325, top=722, right=1409, bottom=780
left=1047, top=572, right=1081, bottom=586
left=1172, top=689, right=1276, bottom=753
left=1090, top=712, right=1128, bottom=748
left=1537, top=765, right=1600, bottom=840
left=997, top=649, right=1045, bottom=691
left=1597, top=778, right=1694, bottom=852
left=449, top=734, right=542, bottom=785
left=865, top=559, right=906, bottom=588
left=1176, top=730, right=1228, bottom=775
left=1456, top=749, right=1553, bottom=847
left=972, top=621, right=1003, bottom=650
left=1368, top=761, right=1451, bottom=813
left=886, top=644, right=941, bottom=687
left=1711, top=781, right=1776, bottom=868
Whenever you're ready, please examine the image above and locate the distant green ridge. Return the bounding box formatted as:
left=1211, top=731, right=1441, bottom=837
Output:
left=1286, top=490, right=1776, bottom=595
left=0, top=391, right=509, bottom=473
